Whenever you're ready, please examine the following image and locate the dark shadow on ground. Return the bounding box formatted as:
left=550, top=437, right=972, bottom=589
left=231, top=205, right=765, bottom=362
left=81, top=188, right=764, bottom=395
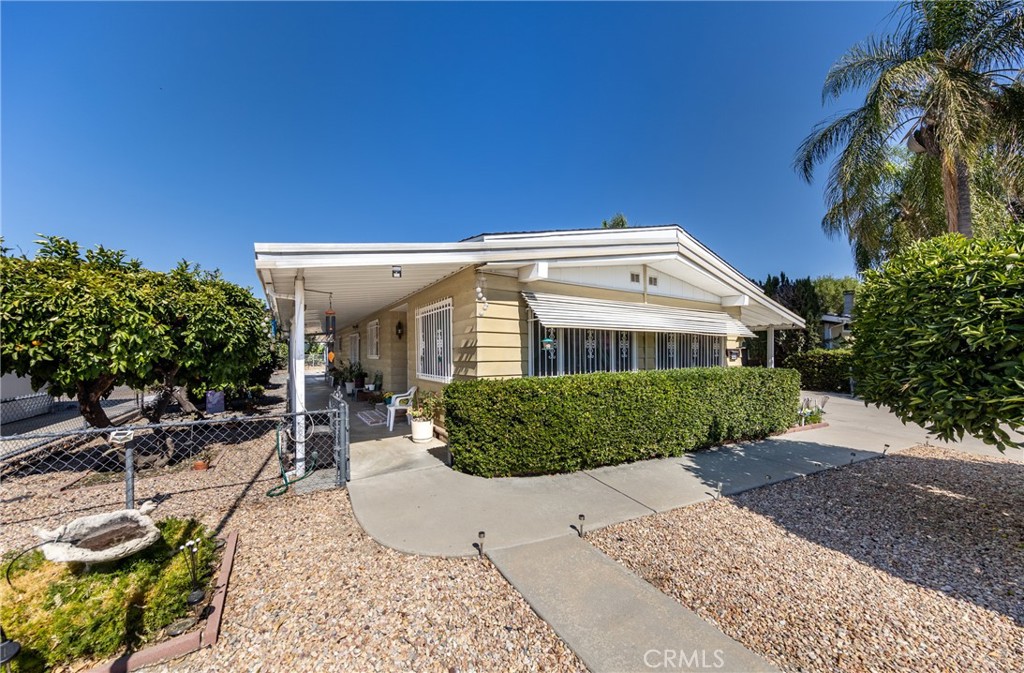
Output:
left=677, top=437, right=876, bottom=498
left=687, top=444, right=1024, bottom=626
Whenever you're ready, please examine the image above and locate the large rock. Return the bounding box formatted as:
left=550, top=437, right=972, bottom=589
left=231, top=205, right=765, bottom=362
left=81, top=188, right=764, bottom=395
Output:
left=34, top=501, right=161, bottom=564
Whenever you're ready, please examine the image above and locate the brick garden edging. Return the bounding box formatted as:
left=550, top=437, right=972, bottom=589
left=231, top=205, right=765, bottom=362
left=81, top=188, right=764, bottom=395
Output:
left=780, top=421, right=829, bottom=434
left=84, top=530, right=239, bottom=673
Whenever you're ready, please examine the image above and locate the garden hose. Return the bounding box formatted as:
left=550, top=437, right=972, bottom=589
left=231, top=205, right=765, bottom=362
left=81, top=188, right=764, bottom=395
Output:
left=266, top=416, right=319, bottom=497
left=5, top=541, right=51, bottom=592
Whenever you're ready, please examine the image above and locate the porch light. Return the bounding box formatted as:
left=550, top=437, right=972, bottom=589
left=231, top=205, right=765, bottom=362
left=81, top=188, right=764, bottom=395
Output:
left=395, top=321, right=404, bottom=339
left=392, top=265, right=402, bottom=279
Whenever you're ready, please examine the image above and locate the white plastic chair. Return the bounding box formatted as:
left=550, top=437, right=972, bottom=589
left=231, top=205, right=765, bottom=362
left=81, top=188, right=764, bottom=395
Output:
left=386, top=386, right=417, bottom=431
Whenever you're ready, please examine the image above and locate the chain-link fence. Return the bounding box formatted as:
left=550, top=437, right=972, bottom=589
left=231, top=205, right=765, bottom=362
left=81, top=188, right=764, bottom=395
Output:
left=0, top=407, right=349, bottom=510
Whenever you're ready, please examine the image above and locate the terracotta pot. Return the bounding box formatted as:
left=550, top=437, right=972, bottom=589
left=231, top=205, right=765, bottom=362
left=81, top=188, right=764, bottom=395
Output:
left=193, top=460, right=209, bottom=471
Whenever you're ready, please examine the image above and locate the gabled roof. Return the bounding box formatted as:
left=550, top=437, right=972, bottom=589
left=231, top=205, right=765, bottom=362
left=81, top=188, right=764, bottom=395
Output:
left=254, top=225, right=804, bottom=334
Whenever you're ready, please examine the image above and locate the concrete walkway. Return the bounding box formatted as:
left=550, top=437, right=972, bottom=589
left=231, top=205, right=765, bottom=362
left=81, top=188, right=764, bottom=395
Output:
left=489, top=536, right=778, bottom=673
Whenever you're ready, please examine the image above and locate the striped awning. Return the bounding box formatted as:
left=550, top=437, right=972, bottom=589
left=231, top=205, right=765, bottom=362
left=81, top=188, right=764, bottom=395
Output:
left=522, top=292, right=756, bottom=338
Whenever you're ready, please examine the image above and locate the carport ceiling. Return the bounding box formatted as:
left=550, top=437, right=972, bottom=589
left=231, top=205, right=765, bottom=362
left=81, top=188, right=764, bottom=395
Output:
left=261, top=263, right=472, bottom=333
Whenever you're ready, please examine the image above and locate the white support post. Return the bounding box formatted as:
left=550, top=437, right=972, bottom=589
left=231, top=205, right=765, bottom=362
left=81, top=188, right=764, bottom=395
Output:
left=291, top=276, right=306, bottom=476
left=766, top=327, right=775, bottom=369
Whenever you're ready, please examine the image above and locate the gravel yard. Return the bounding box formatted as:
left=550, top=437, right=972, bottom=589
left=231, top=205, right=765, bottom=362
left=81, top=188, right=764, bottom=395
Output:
left=150, top=488, right=585, bottom=673
left=591, top=445, right=1024, bottom=673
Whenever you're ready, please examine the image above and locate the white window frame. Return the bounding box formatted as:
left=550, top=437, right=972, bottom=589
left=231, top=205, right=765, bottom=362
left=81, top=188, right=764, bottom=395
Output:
left=415, top=298, right=453, bottom=383
left=367, top=320, right=380, bottom=359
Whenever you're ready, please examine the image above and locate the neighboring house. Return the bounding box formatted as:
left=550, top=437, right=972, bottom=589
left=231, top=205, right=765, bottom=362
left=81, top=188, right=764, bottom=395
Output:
left=0, top=373, right=53, bottom=424
left=821, top=290, right=855, bottom=350
left=255, top=225, right=805, bottom=406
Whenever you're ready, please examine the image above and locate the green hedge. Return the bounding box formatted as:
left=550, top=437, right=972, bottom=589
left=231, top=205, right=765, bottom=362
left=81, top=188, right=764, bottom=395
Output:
left=783, top=349, right=853, bottom=393
left=853, top=228, right=1024, bottom=450
left=443, top=367, right=800, bottom=477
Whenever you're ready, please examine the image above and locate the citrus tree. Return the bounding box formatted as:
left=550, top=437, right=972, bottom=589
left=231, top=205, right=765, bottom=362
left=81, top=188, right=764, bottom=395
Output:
left=852, top=225, right=1024, bottom=449
left=0, top=236, right=268, bottom=427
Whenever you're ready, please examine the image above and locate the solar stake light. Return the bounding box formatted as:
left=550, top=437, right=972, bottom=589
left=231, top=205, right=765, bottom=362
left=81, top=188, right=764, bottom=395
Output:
left=477, top=531, right=485, bottom=558
left=716, top=482, right=723, bottom=499
left=850, top=451, right=856, bottom=465
left=883, top=444, right=889, bottom=457
left=0, top=626, right=21, bottom=671
left=577, top=514, right=585, bottom=538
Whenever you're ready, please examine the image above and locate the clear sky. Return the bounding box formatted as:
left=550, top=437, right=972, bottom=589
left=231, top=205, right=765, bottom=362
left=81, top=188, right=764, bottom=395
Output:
left=2, top=1, right=897, bottom=291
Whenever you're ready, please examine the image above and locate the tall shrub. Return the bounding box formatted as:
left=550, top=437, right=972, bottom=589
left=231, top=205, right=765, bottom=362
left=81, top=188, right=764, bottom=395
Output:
left=444, top=368, right=800, bottom=477
left=853, top=228, right=1024, bottom=450
left=784, top=349, right=853, bottom=393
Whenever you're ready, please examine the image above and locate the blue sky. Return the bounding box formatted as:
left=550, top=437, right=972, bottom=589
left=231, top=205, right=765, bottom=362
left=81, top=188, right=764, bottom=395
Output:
left=2, top=1, right=896, bottom=291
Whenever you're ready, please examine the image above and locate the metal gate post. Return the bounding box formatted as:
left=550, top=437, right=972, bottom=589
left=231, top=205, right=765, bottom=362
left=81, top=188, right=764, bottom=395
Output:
left=111, top=429, right=136, bottom=509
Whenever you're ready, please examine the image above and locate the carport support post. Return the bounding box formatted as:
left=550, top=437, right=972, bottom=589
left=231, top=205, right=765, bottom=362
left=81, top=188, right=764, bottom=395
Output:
left=291, top=276, right=306, bottom=477
left=766, top=327, right=775, bottom=369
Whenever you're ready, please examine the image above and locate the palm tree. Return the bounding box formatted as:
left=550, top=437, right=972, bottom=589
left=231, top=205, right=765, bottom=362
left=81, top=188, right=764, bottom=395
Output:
left=797, top=0, right=1024, bottom=241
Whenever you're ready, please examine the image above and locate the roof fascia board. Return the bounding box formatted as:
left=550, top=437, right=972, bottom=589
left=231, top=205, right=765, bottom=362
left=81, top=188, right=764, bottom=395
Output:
left=483, top=253, right=679, bottom=269
left=255, top=242, right=679, bottom=270
left=673, top=229, right=805, bottom=328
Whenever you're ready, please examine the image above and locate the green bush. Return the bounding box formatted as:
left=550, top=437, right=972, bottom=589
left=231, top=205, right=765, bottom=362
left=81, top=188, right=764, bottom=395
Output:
left=0, top=518, right=216, bottom=672
left=783, top=349, right=854, bottom=393
left=853, top=227, right=1024, bottom=450
left=444, top=368, right=800, bottom=477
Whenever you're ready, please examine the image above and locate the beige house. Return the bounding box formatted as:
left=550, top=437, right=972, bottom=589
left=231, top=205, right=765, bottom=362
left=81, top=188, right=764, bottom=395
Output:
left=255, top=225, right=804, bottom=416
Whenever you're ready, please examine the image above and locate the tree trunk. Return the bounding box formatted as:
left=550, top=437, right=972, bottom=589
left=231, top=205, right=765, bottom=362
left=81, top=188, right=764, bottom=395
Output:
left=77, top=376, right=116, bottom=428
left=955, top=158, right=972, bottom=238
left=940, top=154, right=973, bottom=237
left=941, top=158, right=959, bottom=234
left=143, top=368, right=204, bottom=423
left=172, top=386, right=203, bottom=419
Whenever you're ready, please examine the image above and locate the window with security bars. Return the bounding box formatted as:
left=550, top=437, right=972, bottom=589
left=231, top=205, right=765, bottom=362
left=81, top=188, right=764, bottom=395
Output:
left=367, top=320, right=380, bottom=359
left=655, top=333, right=724, bottom=369
left=529, top=312, right=636, bottom=377
left=416, top=298, right=453, bottom=382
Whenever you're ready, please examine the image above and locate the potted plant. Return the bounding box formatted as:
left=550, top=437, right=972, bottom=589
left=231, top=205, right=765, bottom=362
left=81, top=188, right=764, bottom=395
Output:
left=342, top=360, right=357, bottom=395
left=353, top=361, right=367, bottom=389
left=409, top=391, right=442, bottom=443
left=368, top=370, right=384, bottom=391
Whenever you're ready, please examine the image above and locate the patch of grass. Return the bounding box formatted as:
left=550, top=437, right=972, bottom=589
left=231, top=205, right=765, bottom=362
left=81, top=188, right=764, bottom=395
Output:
left=0, top=518, right=216, bottom=672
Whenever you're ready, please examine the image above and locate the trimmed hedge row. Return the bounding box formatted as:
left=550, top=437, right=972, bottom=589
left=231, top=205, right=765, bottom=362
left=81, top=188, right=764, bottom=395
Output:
left=783, top=349, right=854, bottom=393
left=443, top=367, right=800, bottom=477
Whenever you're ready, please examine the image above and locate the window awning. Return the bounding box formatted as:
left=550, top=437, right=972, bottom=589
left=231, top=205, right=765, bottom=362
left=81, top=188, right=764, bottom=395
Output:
left=522, top=292, right=756, bottom=338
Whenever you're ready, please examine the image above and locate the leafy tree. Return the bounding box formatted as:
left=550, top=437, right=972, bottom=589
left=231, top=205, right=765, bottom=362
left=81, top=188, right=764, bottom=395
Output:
left=601, top=213, right=629, bottom=228
left=797, top=0, right=1024, bottom=243
left=852, top=225, right=1024, bottom=450
left=813, top=275, right=861, bottom=314
left=747, top=272, right=822, bottom=365
left=0, top=237, right=268, bottom=428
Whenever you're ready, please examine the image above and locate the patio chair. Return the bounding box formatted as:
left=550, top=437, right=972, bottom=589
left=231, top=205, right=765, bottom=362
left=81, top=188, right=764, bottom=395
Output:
left=386, top=386, right=417, bottom=431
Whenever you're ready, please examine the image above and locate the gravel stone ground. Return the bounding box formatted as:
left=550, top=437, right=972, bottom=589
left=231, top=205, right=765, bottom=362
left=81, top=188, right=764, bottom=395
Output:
left=0, top=430, right=282, bottom=555
left=590, top=445, right=1024, bottom=673
left=149, top=488, right=585, bottom=673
